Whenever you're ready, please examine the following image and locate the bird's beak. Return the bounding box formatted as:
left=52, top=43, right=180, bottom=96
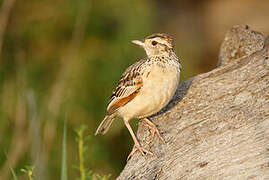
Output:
left=132, top=40, right=145, bottom=47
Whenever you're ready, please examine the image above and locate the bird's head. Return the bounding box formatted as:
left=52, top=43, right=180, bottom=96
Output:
left=132, top=33, right=174, bottom=57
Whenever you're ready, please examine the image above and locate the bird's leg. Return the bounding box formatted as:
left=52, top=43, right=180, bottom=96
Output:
left=141, top=118, right=165, bottom=143
left=124, top=119, right=155, bottom=160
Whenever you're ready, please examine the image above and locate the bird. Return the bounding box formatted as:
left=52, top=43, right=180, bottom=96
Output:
left=95, top=33, right=181, bottom=159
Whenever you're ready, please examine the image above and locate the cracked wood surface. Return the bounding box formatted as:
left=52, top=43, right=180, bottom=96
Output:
left=117, top=25, right=269, bottom=180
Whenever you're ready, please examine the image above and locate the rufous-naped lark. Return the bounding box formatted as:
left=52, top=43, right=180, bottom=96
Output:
left=95, top=33, right=181, bottom=159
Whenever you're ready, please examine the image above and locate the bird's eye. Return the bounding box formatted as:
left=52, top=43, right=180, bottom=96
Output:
left=151, top=41, right=158, bottom=46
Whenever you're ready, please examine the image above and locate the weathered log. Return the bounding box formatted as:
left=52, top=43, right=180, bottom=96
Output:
left=117, top=25, right=269, bottom=180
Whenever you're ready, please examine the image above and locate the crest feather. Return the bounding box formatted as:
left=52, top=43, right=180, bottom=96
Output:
left=146, top=33, right=174, bottom=48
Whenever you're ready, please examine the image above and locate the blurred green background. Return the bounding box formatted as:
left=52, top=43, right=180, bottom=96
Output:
left=0, top=0, right=268, bottom=179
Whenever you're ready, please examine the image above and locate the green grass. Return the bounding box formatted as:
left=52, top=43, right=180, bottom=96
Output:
left=10, top=167, right=18, bottom=180
left=75, top=125, right=111, bottom=180
left=61, top=119, right=68, bottom=180
left=9, top=123, right=111, bottom=179
left=75, top=125, right=91, bottom=180
left=21, top=166, right=35, bottom=180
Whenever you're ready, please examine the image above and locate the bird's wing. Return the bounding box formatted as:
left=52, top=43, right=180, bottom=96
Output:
left=106, top=59, right=147, bottom=115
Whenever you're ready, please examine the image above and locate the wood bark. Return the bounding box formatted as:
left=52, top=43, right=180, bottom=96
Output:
left=117, top=25, right=269, bottom=180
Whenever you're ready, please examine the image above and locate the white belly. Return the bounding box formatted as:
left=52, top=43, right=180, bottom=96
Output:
left=117, top=65, right=180, bottom=120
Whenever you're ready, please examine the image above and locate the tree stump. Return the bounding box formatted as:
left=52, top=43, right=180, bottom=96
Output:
left=117, top=25, right=269, bottom=180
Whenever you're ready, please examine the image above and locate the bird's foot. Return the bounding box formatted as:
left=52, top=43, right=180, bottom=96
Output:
left=141, top=118, right=165, bottom=143
left=127, top=142, right=155, bottom=161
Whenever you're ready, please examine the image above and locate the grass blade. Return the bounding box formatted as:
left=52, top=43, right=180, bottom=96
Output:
left=61, top=119, right=68, bottom=180
left=10, top=167, right=18, bottom=180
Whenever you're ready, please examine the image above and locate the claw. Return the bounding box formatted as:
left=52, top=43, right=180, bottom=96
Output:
left=142, top=118, right=166, bottom=143
left=127, top=142, right=155, bottom=161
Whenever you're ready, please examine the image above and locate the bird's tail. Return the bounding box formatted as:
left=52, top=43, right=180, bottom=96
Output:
left=95, top=114, right=116, bottom=135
